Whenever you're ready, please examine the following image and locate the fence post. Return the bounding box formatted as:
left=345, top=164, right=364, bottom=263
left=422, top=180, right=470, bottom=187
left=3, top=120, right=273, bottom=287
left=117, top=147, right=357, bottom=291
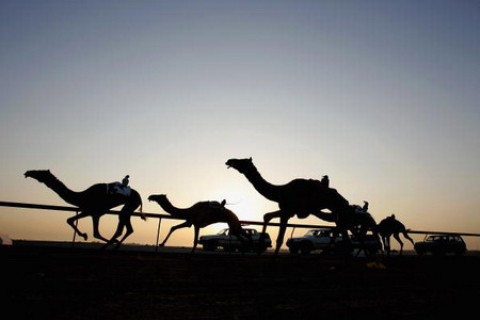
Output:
left=155, top=217, right=162, bottom=252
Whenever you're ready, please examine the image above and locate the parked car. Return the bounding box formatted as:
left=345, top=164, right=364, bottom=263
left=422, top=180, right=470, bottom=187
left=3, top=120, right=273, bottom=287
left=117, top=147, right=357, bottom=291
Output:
left=286, top=228, right=381, bottom=256
left=286, top=229, right=342, bottom=255
left=199, top=228, right=272, bottom=253
left=351, top=232, right=382, bottom=256
left=414, top=234, right=467, bottom=256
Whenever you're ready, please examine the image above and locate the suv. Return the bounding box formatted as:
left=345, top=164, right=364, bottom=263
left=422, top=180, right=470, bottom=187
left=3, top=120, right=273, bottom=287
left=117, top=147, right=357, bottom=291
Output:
left=414, top=234, right=467, bottom=256
left=287, top=229, right=382, bottom=256
left=199, top=228, right=272, bottom=253
left=286, top=229, right=342, bottom=255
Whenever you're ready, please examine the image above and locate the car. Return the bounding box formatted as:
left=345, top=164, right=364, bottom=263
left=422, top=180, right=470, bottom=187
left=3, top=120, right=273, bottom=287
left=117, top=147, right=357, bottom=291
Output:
left=198, top=228, right=272, bottom=253
left=414, top=234, right=467, bottom=256
left=286, top=228, right=382, bottom=256
left=350, top=232, right=382, bottom=256
left=286, top=228, right=343, bottom=255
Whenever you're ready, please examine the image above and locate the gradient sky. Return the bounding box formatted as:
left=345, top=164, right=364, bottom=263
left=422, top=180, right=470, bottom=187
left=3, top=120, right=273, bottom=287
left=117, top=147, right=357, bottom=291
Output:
left=1, top=0, right=480, bottom=250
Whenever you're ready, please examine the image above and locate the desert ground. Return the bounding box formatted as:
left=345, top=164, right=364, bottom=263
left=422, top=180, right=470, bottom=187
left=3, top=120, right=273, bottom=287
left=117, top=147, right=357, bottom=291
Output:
left=2, top=242, right=479, bottom=320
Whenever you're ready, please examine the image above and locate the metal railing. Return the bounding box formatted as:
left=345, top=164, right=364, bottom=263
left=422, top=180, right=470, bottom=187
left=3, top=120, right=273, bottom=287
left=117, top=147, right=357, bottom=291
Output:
left=2, top=200, right=480, bottom=249
left=0, top=200, right=334, bottom=247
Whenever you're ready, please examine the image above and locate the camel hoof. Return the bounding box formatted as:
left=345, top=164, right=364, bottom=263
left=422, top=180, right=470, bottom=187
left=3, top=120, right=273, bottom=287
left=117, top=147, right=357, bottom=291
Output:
left=81, top=234, right=88, bottom=241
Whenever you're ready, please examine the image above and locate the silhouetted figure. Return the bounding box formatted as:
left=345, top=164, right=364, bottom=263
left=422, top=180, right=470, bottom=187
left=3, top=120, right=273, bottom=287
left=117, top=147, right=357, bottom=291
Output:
left=226, top=158, right=371, bottom=256
left=320, top=175, right=330, bottom=188
left=122, top=175, right=130, bottom=187
left=362, top=201, right=369, bottom=212
left=109, top=175, right=131, bottom=197
left=25, top=170, right=145, bottom=249
left=148, top=194, right=246, bottom=254
left=377, top=214, right=415, bottom=256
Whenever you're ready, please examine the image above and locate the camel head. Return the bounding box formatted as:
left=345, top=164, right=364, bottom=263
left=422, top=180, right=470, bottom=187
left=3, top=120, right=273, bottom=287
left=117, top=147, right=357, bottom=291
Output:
left=148, top=194, right=167, bottom=203
left=225, top=158, right=255, bottom=174
left=24, top=170, right=54, bottom=183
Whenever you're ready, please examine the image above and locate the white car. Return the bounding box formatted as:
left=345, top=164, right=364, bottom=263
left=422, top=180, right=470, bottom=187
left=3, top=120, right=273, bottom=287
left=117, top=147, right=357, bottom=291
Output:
left=199, top=228, right=272, bottom=253
left=286, top=229, right=342, bottom=254
left=287, top=228, right=382, bottom=255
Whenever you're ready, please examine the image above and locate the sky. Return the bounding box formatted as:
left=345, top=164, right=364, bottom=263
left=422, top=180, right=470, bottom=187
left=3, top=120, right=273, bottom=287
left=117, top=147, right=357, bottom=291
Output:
left=1, top=0, right=480, bottom=251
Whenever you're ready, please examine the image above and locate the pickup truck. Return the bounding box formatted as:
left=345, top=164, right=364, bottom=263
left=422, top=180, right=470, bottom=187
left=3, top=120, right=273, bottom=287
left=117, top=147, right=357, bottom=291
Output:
left=199, top=228, right=272, bottom=253
left=286, top=228, right=381, bottom=255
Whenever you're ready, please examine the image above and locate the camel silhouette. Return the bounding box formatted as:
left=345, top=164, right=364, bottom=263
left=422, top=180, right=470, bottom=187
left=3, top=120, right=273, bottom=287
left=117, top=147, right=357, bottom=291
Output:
left=226, top=158, right=373, bottom=255
left=377, top=214, right=414, bottom=255
left=148, top=194, right=246, bottom=254
left=25, top=170, right=145, bottom=249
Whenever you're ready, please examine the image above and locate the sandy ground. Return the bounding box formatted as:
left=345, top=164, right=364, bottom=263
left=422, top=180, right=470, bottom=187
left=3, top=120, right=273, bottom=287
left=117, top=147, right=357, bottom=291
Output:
left=2, top=243, right=480, bottom=319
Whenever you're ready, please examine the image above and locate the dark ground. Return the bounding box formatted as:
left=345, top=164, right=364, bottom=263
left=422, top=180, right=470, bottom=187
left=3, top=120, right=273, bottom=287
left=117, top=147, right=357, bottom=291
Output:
left=2, top=243, right=479, bottom=319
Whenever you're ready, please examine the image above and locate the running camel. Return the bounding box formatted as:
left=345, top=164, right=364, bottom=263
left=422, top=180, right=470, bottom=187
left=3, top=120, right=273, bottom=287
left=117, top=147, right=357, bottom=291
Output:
left=225, top=158, right=373, bottom=255
left=25, top=170, right=145, bottom=249
left=148, top=194, right=246, bottom=254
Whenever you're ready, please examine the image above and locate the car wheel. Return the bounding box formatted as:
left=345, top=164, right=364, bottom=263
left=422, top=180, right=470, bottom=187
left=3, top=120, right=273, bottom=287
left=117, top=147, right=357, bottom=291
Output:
left=224, top=245, right=236, bottom=252
left=433, top=248, right=446, bottom=256
left=254, top=244, right=267, bottom=254
left=288, top=245, right=299, bottom=254
left=300, top=242, right=312, bottom=255
left=203, top=241, right=218, bottom=251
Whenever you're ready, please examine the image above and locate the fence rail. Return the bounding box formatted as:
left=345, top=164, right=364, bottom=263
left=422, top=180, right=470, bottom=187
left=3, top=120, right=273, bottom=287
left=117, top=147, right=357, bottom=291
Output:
left=2, top=201, right=480, bottom=248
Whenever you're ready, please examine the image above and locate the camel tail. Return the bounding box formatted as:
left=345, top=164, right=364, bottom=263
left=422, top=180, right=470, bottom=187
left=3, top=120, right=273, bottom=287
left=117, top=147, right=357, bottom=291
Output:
left=135, top=192, right=146, bottom=220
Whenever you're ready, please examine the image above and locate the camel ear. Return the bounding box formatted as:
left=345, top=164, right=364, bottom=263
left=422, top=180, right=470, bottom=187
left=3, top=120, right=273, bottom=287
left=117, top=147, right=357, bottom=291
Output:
left=221, top=199, right=226, bottom=207
left=249, top=157, right=252, bottom=161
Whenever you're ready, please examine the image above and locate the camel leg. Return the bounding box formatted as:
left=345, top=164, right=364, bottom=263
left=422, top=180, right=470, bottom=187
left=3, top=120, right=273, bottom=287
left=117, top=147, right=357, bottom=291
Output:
left=393, top=233, right=404, bottom=255
left=261, top=210, right=283, bottom=235
left=113, top=216, right=135, bottom=250
left=274, top=216, right=289, bottom=256
left=67, top=211, right=90, bottom=241
left=260, top=210, right=283, bottom=255
left=230, top=227, right=250, bottom=253
left=159, top=221, right=192, bottom=247
left=351, top=229, right=366, bottom=257
left=336, top=227, right=352, bottom=255
left=383, top=236, right=391, bottom=256
left=403, top=231, right=415, bottom=246
left=379, top=236, right=385, bottom=256
left=191, top=226, right=200, bottom=255
left=101, top=216, right=127, bottom=250
left=91, top=215, right=110, bottom=243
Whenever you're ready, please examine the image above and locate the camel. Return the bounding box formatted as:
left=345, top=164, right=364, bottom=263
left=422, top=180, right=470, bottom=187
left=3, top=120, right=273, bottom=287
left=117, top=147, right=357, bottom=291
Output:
left=225, top=158, right=374, bottom=255
left=148, top=194, right=246, bottom=254
left=377, top=214, right=414, bottom=256
left=25, top=170, right=145, bottom=249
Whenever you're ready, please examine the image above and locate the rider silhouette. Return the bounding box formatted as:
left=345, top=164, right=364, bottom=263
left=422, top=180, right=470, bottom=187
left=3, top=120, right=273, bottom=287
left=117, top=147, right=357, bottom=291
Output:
left=320, top=175, right=330, bottom=188
left=122, top=175, right=130, bottom=187
left=363, top=201, right=369, bottom=212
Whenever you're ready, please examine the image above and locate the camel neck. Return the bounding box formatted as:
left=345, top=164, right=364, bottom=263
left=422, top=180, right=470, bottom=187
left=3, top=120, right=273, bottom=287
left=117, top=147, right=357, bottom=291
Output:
left=157, top=198, right=189, bottom=217
left=242, top=166, right=280, bottom=202
left=325, top=189, right=351, bottom=213
left=42, top=175, right=79, bottom=206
